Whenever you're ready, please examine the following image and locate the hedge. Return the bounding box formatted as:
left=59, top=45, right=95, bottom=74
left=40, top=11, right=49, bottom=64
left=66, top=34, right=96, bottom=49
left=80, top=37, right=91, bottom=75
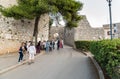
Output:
left=75, top=39, right=120, bottom=79
left=75, top=41, right=91, bottom=51
left=90, top=39, right=120, bottom=79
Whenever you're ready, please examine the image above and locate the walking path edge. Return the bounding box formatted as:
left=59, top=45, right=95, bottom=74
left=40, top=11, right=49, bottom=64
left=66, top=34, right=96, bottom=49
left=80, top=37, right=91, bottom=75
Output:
left=0, top=51, right=45, bottom=75
left=73, top=48, right=105, bottom=79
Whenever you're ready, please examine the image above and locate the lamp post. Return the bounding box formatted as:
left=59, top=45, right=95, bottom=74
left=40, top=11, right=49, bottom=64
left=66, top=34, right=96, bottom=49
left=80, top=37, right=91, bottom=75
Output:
left=106, top=0, right=113, bottom=40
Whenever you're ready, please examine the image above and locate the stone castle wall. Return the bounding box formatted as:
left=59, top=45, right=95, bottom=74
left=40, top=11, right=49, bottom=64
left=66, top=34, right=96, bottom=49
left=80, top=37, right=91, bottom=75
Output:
left=49, top=26, right=64, bottom=40
left=0, top=0, right=17, bottom=7
left=0, top=0, right=49, bottom=54
left=0, top=16, right=35, bottom=54
left=64, top=16, right=104, bottom=47
left=64, top=28, right=75, bottom=47
left=50, top=16, right=105, bottom=47
left=74, top=16, right=104, bottom=41
left=38, top=14, right=49, bottom=41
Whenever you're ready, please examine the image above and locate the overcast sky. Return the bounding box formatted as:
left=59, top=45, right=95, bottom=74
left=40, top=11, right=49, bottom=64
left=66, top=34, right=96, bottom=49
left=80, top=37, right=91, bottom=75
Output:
left=79, top=0, right=120, bottom=27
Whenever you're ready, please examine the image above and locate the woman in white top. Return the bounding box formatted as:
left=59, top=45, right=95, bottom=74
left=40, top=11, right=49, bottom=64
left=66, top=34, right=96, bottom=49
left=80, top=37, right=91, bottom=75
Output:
left=27, top=42, right=36, bottom=64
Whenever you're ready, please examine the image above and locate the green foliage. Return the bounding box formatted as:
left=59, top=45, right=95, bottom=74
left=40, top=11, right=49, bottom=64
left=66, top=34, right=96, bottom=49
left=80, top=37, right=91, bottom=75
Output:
left=0, top=0, right=83, bottom=45
left=75, top=41, right=91, bottom=51
left=75, top=39, right=120, bottom=78
left=0, top=0, right=50, bottom=19
left=66, top=21, right=78, bottom=28
left=90, top=39, right=120, bottom=78
left=0, top=0, right=83, bottom=28
left=49, top=18, right=53, bottom=27
left=47, top=0, right=83, bottom=28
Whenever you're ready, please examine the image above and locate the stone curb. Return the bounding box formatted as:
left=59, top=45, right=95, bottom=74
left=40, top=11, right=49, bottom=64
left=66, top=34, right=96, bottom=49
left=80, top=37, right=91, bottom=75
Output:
left=0, top=51, right=45, bottom=75
left=83, top=51, right=105, bottom=79
left=73, top=48, right=105, bottom=79
left=88, top=55, right=105, bottom=79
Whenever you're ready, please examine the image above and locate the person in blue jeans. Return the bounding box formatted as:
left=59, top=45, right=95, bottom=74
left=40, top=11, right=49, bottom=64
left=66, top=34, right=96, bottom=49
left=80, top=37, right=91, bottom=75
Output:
left=18, top=42, right=25, bottom=62
left=45, top=40, right=50, bottom=53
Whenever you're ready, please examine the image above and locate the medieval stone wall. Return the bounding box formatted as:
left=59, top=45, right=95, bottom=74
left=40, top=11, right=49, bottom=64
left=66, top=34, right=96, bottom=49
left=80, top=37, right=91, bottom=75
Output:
left=64, top=16, right=104, bottom=47
left=0, top=0, right=17, bottom=7
left=74, top=16, right=104, bottom=41
left=0, top=0, right=49, bottom=54
left=0, top=17, right=35, bottom=54
left=64, top=28, right=75, bottom=47
left=37, top=14, right=49, bottom=41
left=49, top=26, right=64, bottom=40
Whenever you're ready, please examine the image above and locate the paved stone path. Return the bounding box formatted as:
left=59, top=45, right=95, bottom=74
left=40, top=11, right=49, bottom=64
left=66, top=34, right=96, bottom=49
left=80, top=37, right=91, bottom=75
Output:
left=0, top=46, right=99, bottom=79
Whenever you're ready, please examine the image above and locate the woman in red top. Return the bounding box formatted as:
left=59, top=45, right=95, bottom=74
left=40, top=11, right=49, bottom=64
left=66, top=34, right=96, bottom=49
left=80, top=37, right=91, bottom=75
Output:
left=59, top=40, right=63, bottom=48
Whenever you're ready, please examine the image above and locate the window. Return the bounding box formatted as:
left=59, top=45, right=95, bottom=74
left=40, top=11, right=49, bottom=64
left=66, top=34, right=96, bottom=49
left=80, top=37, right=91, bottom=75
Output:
left=114, top=29, right=116, bottom=33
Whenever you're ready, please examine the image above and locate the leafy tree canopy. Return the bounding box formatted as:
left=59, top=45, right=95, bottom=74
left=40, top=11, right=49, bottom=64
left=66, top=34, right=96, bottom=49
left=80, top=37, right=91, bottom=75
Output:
left=0, top=0, right=83, bottom=28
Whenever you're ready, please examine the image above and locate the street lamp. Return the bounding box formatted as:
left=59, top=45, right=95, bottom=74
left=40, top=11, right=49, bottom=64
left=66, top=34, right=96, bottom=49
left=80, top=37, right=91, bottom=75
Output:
left=106, top=0, right=113, bottom=40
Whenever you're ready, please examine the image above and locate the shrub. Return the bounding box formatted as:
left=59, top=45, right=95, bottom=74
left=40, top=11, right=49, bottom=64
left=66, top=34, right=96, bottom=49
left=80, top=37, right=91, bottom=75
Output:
left=75, top=41, right=91, bottom=51
left=75, top=39, right=120, bottom=78
left=90, top=39, right=120, bottom=78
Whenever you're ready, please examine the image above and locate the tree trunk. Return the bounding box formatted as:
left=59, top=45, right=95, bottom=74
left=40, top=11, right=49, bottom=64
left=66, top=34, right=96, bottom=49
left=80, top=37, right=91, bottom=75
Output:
left=33, top=16, right=40, bottom=46
left=48, top=25, right=51, bottom=39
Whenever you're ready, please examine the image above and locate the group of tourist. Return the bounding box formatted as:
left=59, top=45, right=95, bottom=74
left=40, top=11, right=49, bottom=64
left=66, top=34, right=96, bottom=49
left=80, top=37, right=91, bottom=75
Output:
left=18, top=39, right=64, bottom=64
left=18, top=41, right=36, bottom=64
left=45, top=39, right=63, bottom=52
